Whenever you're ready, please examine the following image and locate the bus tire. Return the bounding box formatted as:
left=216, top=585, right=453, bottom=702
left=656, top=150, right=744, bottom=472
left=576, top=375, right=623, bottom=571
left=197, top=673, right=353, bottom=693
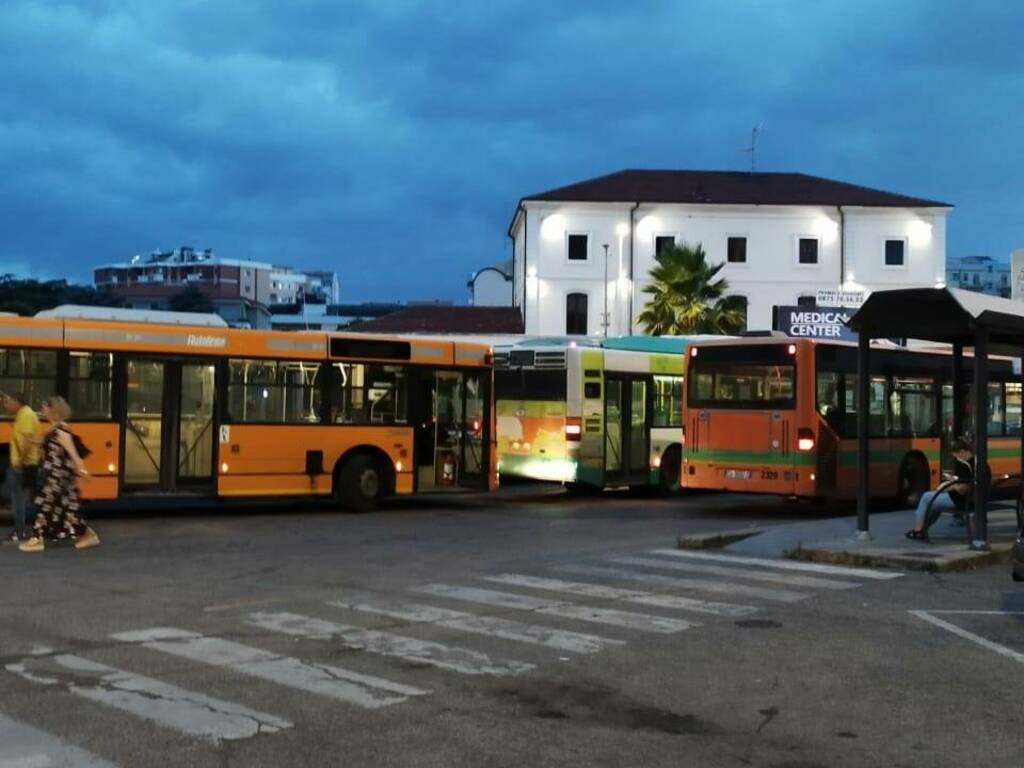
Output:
left=336, top=454, right=384, bottom=513
left=897, top=454, right=930, bottom=509
left=566, top=481, right=601, bottom=496
left=658, top=445, right=682, bottom=496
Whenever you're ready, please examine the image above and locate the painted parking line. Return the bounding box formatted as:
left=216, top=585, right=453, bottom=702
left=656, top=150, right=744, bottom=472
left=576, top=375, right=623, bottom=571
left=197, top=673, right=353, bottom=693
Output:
left=415, top=584, right=696, bottom=634
left=246, top=612, right=534, bottom=677
left=607, top=555, right=860, bottom=590
left=482, top=573, right=757, bottom=618
left=331, top=593, right=627, bottom=653
left=111, top=627, right=429, bottom=707
left=557, top=565, right=810, bottom=603
left=650, top=549, right=904, bottom=580
left=6, top=652, right=290, bottom=743
left=0, top=712, right=118, bottom=767
left=909, top=610, right=1024, bottom=665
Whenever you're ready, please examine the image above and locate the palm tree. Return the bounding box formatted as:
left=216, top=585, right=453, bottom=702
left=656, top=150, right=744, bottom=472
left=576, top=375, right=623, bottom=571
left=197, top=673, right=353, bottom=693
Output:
left=637, top=243, right=745, bottom=335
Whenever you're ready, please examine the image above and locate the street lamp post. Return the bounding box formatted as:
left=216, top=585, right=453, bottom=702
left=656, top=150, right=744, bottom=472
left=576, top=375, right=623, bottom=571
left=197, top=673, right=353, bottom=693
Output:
left=602, top=243, right=610, bottom=336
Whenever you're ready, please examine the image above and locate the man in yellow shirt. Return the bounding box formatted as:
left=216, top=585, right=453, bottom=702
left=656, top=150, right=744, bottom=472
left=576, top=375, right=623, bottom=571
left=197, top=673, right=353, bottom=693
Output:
left=5, top=392, right=40, bottom=542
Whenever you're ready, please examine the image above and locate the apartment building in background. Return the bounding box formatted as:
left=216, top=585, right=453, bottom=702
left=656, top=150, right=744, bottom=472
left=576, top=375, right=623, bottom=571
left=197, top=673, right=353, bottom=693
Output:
left=946, top=254, right=1010, bottom=298
left=508, top=169, right=952, bottom=334
left=94, top=247, right=340, bottom=328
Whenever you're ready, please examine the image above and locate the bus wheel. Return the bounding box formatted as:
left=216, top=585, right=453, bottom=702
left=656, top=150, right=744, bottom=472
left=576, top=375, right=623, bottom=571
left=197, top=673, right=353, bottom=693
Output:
left=658, top=446, right=682, bottom=496
left=897, top=455, right=930, bottom=509
left=337, top=454, right=383, bottom=513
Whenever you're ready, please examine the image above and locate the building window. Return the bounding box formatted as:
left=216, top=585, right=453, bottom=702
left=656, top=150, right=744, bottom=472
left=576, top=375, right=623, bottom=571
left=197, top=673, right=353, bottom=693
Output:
left=798, top=238, right=819, bottom=265
left=729, top=295, right=748, bottom=332
left=566, top=292, right=588, bottom=335
left=567, top=234, right=589, bottom=262
left=727, top=237, right=747, bottom=264
left=655, top=236, right=676, bottom=257
left=797, top=295, right=816, bottom=308
left=885, top=239, right=905, bottom=267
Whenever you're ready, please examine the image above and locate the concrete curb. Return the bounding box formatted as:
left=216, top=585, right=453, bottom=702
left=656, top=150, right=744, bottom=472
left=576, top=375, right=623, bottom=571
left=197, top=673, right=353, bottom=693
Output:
left=677, top=528, right=766, bottom=550
left=783, top=542, right=1015, bottom=573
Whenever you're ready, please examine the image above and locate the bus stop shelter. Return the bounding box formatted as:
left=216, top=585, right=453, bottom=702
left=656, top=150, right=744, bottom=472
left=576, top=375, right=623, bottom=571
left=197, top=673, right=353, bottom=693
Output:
left=848, top=287, right=1024, bottom=549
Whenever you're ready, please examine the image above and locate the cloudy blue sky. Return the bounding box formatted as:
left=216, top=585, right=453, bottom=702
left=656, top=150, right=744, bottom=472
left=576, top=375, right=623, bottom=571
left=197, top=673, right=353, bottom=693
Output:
left=1, top=1, right=1021, bottom=301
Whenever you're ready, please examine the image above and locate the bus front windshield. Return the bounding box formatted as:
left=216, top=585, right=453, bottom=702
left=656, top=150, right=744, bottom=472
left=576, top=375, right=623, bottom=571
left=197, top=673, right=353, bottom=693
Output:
left=688, top=362, right=796, bottom=409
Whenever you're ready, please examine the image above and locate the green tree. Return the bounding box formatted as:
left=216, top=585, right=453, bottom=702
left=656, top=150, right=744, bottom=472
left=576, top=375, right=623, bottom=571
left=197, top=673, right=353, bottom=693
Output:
left=637, top=243, right=746, bottom=335
left=0, top=275, right=124, bottom=316
left=168, top=285, right=215, bottom=314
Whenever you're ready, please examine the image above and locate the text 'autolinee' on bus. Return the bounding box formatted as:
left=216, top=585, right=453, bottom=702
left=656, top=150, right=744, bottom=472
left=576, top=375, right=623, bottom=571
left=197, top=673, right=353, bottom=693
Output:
left=682, top=337, right=1021, bottom=503
left=0, top=310, right=496, bottom=512
left=494, top=336, right=689, bottom=493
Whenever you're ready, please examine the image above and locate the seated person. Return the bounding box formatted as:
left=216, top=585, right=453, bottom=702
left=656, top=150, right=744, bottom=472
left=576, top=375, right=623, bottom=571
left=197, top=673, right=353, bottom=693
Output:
left=906, top=439, right=974, bottom=541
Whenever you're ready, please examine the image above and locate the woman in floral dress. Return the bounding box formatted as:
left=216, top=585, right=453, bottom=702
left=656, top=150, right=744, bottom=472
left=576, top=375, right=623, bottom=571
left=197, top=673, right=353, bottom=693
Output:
left=19, top=396, right=99, bottom=552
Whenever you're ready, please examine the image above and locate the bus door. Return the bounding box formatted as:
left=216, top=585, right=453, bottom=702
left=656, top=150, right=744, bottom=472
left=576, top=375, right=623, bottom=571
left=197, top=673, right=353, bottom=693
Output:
left=412, top=369, right=489, bottom=491
left=120, top=357, right=217, bottom=493
left=604, top=374, right=650, bottom=485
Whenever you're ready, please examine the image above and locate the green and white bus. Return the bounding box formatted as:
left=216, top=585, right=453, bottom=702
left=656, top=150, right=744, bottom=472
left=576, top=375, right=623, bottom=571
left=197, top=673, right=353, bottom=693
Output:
left=494, top=336, right=702, bottom=493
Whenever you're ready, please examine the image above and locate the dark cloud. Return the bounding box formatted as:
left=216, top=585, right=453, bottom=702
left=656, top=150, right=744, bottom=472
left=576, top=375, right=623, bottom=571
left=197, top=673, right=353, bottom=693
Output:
left=0, top=0, right=1021, bottom=299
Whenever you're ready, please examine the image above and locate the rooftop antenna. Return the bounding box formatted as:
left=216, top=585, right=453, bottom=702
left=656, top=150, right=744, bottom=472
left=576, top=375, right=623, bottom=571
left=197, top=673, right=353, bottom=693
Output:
left=738, top=123, right=763, bottom=172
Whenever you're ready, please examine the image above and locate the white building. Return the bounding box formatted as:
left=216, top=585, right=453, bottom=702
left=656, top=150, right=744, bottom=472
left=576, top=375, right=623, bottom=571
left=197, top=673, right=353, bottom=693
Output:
left=467, top=264, right=513, bottom=306
left=946, top=254, right=1010, bottom=298
left=508, top=170, right=951, bottom=334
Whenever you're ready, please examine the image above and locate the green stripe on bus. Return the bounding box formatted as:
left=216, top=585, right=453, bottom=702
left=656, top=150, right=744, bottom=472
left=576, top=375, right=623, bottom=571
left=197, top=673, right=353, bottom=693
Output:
left=837, top=448, right=942, bottom=467
left=684, top=449, right=816, bottom=467
left=650, top=355, right=684, bottom=375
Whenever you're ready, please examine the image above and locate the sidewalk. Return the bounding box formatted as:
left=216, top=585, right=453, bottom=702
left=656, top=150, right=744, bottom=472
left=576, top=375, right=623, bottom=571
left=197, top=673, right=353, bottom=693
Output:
left=678, top=503, right=1020, bottom=573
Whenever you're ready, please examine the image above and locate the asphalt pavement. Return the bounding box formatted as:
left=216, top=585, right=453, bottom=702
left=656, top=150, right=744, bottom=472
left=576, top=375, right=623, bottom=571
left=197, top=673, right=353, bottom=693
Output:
left=1, top=486, right=1022, bottom=768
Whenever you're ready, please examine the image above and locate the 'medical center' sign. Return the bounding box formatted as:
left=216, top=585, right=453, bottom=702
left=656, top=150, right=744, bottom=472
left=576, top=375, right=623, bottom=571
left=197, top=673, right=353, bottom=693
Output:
left=775, top=306, right=857, bottom=341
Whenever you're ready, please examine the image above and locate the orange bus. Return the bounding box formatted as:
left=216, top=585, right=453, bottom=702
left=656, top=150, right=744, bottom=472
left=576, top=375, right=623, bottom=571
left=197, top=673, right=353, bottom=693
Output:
left=0, top=315, right=496, bottom=511
left=682, top=337, right=1020, bottom=504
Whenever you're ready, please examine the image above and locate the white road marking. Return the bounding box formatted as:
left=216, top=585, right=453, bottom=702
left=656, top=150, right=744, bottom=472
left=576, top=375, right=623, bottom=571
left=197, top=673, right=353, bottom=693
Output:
left=650, top=549, right=904, bottom=580
left=0, top=713, right=118, bottom=767
left=909, top=610, right=1024, bottom=665
left=483, top=573, right=757, bottom=618
left=415, top=584, right=697, bottom=633
left=331, top=593, right=627, bottom=653
left=111, top=627, right=428, bottom=707
left=6, top=653, right=290, bottom=744
left=606, top=555, right=860, bottom=590
left=245, top=612, right=534, bottom=677
left=557, top=565, right=810, bottom=603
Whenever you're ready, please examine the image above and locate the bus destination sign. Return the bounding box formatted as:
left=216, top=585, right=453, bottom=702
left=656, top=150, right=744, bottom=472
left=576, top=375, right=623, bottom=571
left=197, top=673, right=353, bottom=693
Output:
left=775, top=305, right=856, bottom=341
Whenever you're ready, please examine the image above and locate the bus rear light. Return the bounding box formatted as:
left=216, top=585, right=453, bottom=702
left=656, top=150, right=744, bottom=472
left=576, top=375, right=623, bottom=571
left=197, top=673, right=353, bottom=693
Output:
left=797, top=428, right=815, bottom=451
left=220, top=462, right=229, bottom=473
left=565, top=419, right=582, bottom=441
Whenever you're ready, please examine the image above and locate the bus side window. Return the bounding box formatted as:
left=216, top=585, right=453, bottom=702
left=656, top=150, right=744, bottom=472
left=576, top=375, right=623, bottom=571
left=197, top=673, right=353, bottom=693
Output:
left=816, top=372, right=842, bottom=433
left=1007, top=383, right=1022, bottom=436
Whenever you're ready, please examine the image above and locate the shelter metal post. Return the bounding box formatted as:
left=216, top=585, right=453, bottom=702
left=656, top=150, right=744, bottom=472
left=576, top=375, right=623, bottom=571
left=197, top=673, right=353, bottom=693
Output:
left=856, top=333, right=871, bottom=538
left=952, top=343, right=964, bottom=441
left=972, top=328, right=989, bottom=549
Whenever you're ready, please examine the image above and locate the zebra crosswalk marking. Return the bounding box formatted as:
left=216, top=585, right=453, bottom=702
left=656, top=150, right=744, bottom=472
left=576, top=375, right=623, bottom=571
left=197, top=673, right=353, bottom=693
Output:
left=649, top=549, right=904, bottom=580
left=0, top=712, right=118, bottom=767
left=330, top=594, right=627, bottom=653
left=110, top=627, right=429, bottom=708
left=557, top=565, right=810, bottom=603
left=606, top=555, right=860, bottom=590
left=6, top=653, right=291, bottom=743
left=414, top=584, right=697, bottom=633
left=246, top=612, right=534, bottom=676
left=482, top=573, right=758, bottom=617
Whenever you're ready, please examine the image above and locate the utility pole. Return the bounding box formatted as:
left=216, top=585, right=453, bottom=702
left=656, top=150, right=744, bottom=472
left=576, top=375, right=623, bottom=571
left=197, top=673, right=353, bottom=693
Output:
left=602, top=243, right=610, bottom=336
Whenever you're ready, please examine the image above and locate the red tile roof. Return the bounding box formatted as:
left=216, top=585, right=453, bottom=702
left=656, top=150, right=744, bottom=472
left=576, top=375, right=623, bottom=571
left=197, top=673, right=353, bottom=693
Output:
left=520, top=169, right=951, bottom=208
left=348, top=306, right=524, bottom=334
